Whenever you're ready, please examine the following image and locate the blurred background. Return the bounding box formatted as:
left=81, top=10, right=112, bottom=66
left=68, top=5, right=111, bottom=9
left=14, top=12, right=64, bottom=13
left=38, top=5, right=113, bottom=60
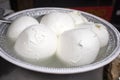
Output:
left=0, top=0, right=120, bottom=24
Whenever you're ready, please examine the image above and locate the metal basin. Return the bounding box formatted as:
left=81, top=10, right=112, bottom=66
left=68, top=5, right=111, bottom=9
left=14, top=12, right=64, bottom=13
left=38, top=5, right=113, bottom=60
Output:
left=0, top=7, right=120, bottom=74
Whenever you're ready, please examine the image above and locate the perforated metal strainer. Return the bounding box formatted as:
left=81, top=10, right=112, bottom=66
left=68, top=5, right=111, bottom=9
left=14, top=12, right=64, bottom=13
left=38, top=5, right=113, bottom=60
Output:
left=0, top=7, right=120, bottom=74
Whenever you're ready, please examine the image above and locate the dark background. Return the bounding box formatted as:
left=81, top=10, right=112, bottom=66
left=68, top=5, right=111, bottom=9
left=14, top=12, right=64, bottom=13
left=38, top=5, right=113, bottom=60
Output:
left=9, top=0, right=120, bottom=24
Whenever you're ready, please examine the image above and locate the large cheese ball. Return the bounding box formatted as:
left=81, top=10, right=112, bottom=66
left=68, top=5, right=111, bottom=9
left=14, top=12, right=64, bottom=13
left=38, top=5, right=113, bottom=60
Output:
left=40, top=12, right=75, bottom=36
left=14, top=24, right=57, bottom=61
left=57, top=28, right=100, bottom=66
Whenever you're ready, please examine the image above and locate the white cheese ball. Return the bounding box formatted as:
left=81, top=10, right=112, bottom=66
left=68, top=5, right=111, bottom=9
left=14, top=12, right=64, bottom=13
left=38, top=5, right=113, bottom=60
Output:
left=57, top=28, right=100, bottom=66
left=40, top=12, right=75, bottom=36
left=94, top=23, right=109, bottom=47
left=68, top=11, right=88, bottom=27
left=7, top=16, right=39, bottom=42
left=14, top=24, right=57, bottom=61
left=77, top=22, right=109, bottom=47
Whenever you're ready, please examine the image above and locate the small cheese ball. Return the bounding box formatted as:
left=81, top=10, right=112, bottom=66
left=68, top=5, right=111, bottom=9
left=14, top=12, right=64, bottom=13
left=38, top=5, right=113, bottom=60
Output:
left=68, top=11, right=88, bottom=27
left=57, top=28, right=100, bottom=66
left=94, top=23, right=109, bottom=47
left=14, top=24, right=57, bottom=61
left=7, top=16, right=39, bottom=42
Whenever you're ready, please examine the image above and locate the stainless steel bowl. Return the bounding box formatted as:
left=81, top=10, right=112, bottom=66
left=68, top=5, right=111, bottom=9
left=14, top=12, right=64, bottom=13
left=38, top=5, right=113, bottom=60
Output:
left=0, top=7, right=120, bottom=74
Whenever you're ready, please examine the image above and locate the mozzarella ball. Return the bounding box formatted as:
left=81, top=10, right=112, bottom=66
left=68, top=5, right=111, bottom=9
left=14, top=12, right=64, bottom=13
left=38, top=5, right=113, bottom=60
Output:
left=68, top=11, right=88, bottom=27
left=14, top=24, right=57, bottom=61
left=57, top=28, right=100, bottom=66
left=94, top=23, right=109, bottom=47
left=7, top=16, right=39, bottom=42
left=40, top=12, right=75, bottom=36
left=77, top=22, right=109, bottom=47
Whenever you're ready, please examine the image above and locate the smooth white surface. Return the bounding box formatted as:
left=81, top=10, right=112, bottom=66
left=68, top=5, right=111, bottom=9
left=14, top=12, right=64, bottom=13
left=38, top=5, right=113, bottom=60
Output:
left=57, top=28, right=100, bottom=66
left=14, top=24, right=57, bottom=61
left=40, top=12, right=75, bottom=36
left=7, top=16, right=39, bottom=42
